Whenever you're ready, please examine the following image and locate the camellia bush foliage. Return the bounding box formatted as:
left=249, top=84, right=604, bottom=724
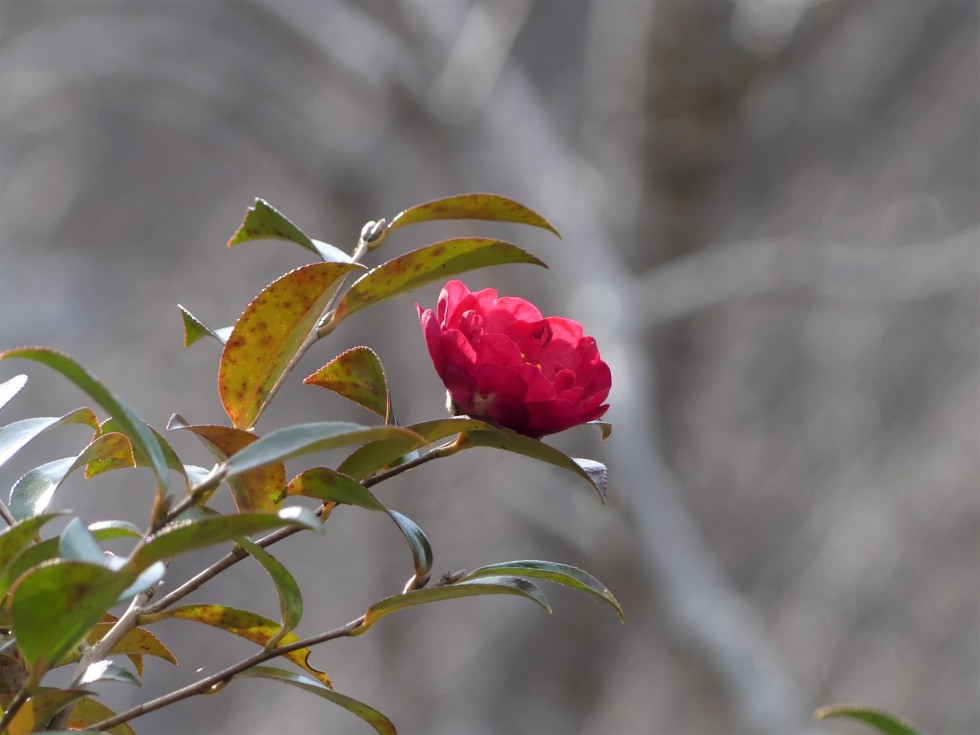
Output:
left=0, top=193, right=623, bottom=734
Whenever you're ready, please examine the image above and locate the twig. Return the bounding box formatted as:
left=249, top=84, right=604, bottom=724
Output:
left=86, top=616, right=365, bottom=732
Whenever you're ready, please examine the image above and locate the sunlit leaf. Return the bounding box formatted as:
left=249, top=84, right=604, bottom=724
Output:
left=330, top=238, right=546, bottom=325
left=79, top=659, right=141, bottom=687
left=1, top=688, right=89, bottom=735
left=227, top=198, right=352, bottom=263
left=457, top=426, right=606, bottom=500
left=221, top=422, right=423, bottom=478
left=0, top=347, right=169, bottom=490
left=814, top=704, right=927, bottom=735
left=131, top=508, right=320, bottom=570
left=86, top=519, right=143, bottom=540
left=148, top=604, right=332, bottom=689
left=388, top=193, right=560, bottom=238
left=59, top=518, right=109, bottom=565
left=338, top=417, right=492, bottom=480
left=168, top=415, right=282, bottom=512
left=67, top=696, right=137, bottom=735
left=178, top=304, right=232, bottom=347
left=462, top=560, right=623, bottom=622
left=0, top=407, right=99, bottom=470
left=285, top=468, right=385, bottom=511
left=236, top=666, right=395, bottom=735
left=67, top=623, right=178, bottom=667
left=354, top=576, right=550, bottom=636
left=10, top=432, right=135, bottom=520
left=85, top=417, right=185, bottom=486
left=237, top=538, right=302, bottom=648
left=218, top=261, right=364, bottom=429
left=0, top=374, right=27, bottom=413
left=11, top=560, right=131, bottom=677
left=304, top=346, right=391, bottom=420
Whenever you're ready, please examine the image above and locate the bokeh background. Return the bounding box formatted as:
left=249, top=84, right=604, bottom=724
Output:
left=1, top=1, right=977, bottom=733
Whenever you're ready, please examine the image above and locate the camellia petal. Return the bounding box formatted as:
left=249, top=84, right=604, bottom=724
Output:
left=418, top=280, right=611, bottom=437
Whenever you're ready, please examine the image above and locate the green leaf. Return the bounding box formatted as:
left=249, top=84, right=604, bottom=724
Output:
left=178, top=304, right=232, bottom=347
left=235, top=666, right=395, bottom=735
left=0, top=406, right=100, bottom=469
left=388, top=509, right=432, bottom=586
left=168, top=415, right=282, bottom=512
left=131, top=508, right=320, bottom=570
left=150, top=604, right=332, bottom=689
left=10, top=432, right=135, bottom=520
left=814, top=705, right=927, bottom=735
left=221, top=422, right=424, bottom=478
left=0, top=513, right=63, bottom=573
left=1, top=688, right=89, bottom=735
left=388, top=193, right=560, bottom=238
left=0, top=374, right=27, bottom=413
left=285, top=468, right=386, bottom=511
left=338, top=417, right=492, bottom=480
left=461, top=560, right=623, bottom=622
left=330, top=238, right=546, bottom=325
left=218, top=261, right=364, bottom=429
left=457, top=426, right=606, bottom=500
left=588, top=421, right=612, bottom=440
left=284, top=469, right=431, bottom=584
left=11, top=560, right=131, bottom=678
left=0, top=347, right=169, bottom=491
left=78, top=659, right=141, bottom=687
left=67, top=696, right=137, bottom=735
left=304, top=346, right=391, bottom=421
left=237, top=538, right=303, bottom=648
left=354, top=576, right=550, bottom=635
left=227, top=198, right=352, bottom=263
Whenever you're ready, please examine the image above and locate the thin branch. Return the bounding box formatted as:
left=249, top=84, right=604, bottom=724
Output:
left=143, top=442, right=452, bottom=615
left=86, top=616, right=365, bottom=732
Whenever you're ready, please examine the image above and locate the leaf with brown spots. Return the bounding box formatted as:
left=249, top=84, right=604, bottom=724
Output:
left=149, top=604, right=332, bottom=689
left=330, top=238, right=545, bottom=326
left=82, top=623, right=178, bottom=665
left=304, top=346, right=391, bottom=421
left=227, top=198, right=352, bottom=263
left=167, top=415, right=283, bottom=512
left=388, top=193, right=560, bottom=238
left=67, top=696, right=137, bottom=735
left=219, top=261, right=363, bottom=430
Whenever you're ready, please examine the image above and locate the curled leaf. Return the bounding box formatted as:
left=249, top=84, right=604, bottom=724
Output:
left=304, top=346, right=391, bottom=421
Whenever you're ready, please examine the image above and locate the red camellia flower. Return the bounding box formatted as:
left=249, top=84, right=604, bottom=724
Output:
left=417, top=280, right=611, bottom=437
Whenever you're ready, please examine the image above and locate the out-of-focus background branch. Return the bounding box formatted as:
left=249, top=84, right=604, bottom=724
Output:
left=1, top=2, right=976, bottom=733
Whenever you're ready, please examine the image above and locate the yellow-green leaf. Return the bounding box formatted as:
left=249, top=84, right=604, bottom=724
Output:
left=218, top=262, right=363, bottom=429
left=150, top=604, right=332, bottom=689
left=67, top=696, right=137, bottom=735
left=168, top=415, right=282, bottom=512
left=227, top=198, right=351, bottom=263
left=388, top=193, right=560, bottom=238
left=330, top=238, right=545, bottom=325
left=304, top=346, right=390, bottom=421
left=1, top=688, right=88, bottom=735
left=178, top=304, right=232, bottom=347
left=815, top=704, right=927, bottom=735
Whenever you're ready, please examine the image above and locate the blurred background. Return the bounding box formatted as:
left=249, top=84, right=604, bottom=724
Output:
left=1, top=1, right=977, bottom=733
